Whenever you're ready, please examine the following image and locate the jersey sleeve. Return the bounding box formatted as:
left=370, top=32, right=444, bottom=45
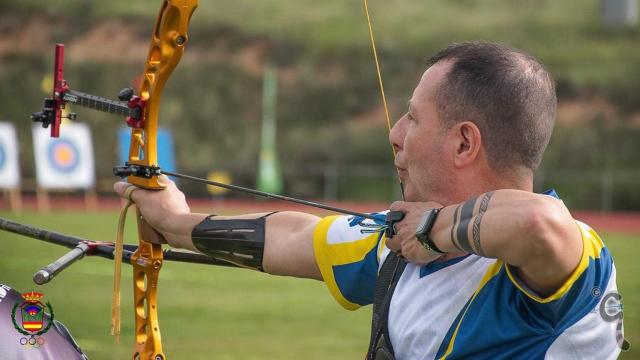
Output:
left=313, top=213, right=387, bottom=310
left=503, top=221, right=614, bottom=327
left=435, top=222, right=618, bottom=359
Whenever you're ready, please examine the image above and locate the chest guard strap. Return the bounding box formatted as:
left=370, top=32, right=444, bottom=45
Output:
left=367, top=252, right=407, bottom=360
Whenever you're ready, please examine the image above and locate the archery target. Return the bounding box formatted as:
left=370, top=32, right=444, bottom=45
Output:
left=0, top=122, right=20, bottom=188
left=47, top=139, right=80, bottom=173
left=32, top=123, right=95, bottom=189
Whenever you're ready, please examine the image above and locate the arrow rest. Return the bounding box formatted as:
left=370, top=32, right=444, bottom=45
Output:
left=114, top=164, right=161, bottom=179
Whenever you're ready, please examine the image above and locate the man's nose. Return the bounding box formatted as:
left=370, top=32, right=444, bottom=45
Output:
left=389, top=115, right=406, bottom=152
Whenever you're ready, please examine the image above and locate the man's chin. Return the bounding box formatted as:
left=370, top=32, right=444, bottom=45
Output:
left=400, top=185, right=434, bottom=203
left=400, top=185, right=419, bottom=202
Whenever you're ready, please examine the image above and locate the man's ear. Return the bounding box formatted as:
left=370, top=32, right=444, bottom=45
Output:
left=452, top=121, right=482, bottom=169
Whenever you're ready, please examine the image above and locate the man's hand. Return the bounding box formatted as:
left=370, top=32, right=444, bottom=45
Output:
left=387, top=201, right=444, bottom=265
left=114, top=176, right=201, bottom=250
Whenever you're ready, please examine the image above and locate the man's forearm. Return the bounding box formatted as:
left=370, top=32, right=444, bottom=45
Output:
left=162, top=213, right=208, bottom=251
left=429, top=189, right=579, bottom=268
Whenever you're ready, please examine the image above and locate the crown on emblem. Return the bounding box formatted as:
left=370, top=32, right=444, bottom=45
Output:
left=22, top=292, right=44, bottom=303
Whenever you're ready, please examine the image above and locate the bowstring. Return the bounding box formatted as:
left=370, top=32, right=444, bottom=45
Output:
left=362, top=0, right=405, bottom=200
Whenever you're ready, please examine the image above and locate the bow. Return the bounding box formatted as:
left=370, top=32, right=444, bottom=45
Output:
left=21, top=0, right=403, bottom=358
left=31, top=1, right=199, bottom=358
left=115, top=1, right=198, bottom=359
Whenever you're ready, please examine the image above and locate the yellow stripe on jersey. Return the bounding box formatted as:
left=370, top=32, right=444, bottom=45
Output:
left=504, top=221, right=605, bottom=303
left=313, top=215, right=380, bottom=310
left=439, top=260, right=504, bottom=360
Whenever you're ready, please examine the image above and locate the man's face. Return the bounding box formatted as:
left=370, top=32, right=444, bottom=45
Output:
left=389, top=62, right=453, bottom=202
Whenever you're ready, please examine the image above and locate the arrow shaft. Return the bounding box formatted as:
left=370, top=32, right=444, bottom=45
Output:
left=161, top=170, right=378, bottom=220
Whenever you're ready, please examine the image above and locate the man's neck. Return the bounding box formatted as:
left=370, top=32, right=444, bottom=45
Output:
left=443, top=168, right=533, bottom=206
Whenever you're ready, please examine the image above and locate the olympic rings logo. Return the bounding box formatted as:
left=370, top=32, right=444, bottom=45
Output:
left=19, top=335, right=46, bottom=348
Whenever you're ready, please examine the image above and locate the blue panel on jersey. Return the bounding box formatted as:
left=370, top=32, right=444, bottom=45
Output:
left=542, top=188, right=559, bottom=199
left=332, top=246, right=380, bottom=306
left=435, top=247, right=613, bottom=359
left=420, top=255, right=470, bottom=278
left=532, top=247, right=614, bottom=328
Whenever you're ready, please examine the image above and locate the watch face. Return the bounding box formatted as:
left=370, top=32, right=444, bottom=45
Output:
left=416, top=209, right=435, bottom=238
left=414, top=207, right=444, bottom=254
left=418, top=208, right=442, bottom=237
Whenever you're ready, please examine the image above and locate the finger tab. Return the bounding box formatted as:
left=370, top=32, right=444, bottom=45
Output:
left=385, top=211, right=405, bottom=238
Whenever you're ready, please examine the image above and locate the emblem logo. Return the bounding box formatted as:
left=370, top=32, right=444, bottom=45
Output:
left=11, top=291, right=55, bottom=348
left=598, top=291, right=630, bottom=351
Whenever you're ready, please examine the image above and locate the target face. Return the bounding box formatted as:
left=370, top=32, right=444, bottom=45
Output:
left=47, top=139, right=80, bottom=173
left=32, top=123, right=94, bottom=189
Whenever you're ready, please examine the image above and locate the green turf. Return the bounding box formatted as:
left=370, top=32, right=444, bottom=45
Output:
left=0, top=211, right=637, bottom=359
left=607, top=233, right=640, bottom=359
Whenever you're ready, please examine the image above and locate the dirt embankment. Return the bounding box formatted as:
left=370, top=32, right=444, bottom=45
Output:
left=0, top=15, right=273, bottom=76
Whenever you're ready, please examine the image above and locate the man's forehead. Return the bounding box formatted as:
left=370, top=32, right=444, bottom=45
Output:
left=410, top=61, right=452, bottom=108
left=421, top=61, right=452, bottom=91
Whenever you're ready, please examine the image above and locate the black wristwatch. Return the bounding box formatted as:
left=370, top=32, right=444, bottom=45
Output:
left=415, top=208, right=445, bottom=254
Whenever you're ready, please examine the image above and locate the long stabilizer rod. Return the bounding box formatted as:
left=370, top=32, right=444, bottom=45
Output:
left=33, top=243, right=93, bottom=285
left=0, top=216, right=238, bottom=285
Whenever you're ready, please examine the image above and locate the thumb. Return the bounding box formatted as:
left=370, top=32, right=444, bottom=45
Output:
left=113, top=181, right=131, bottom=198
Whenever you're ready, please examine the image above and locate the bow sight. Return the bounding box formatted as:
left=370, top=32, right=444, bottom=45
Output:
left=31, top=44, right=147, bottom=138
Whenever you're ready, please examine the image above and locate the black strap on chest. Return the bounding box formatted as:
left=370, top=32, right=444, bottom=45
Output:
left=366, top=253, right=408, bottom=360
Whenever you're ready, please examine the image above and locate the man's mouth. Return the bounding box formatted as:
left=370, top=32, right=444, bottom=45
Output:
left=395, top=164, right=407, bottom=179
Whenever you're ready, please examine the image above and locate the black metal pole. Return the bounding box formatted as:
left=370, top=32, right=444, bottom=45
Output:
left=0, top=216, right=87, bottom=249
left=33, top=243, right=92, bottom=285
left=0, top=216, right=238, bottom=270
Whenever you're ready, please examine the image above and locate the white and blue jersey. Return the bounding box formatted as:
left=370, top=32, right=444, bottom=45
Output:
left=313, top=213, right=623, bottom=359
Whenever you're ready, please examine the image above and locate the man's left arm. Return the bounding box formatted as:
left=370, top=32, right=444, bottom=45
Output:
left=390, top=189, right=583, bottom=297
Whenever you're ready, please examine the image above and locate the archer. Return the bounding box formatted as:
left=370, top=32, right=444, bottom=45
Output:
left=115, top=42, right=624, bottom=359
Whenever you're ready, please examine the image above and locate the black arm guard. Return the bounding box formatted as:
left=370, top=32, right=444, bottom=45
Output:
left=191, top=216, right=266, bottom=271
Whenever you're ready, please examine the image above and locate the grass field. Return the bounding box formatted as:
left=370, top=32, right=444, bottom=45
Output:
left=0, top=210, right=637, bottom=359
